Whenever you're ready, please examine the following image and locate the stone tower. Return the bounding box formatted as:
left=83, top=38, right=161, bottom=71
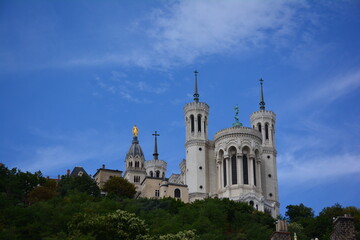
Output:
left=124, top=125, right=146, bottom=191
left=250, top=79, right=279, bottom=216
left=184, top=71, right=210, bottom=201
left=144, top=131, right=167, bottom=179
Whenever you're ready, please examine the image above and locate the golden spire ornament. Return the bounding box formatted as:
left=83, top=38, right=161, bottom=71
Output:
left=132, top=125, right=139, bottom=137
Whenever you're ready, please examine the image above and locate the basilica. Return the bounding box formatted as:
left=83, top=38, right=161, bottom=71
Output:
left=95, top=72, right=280, bottom=218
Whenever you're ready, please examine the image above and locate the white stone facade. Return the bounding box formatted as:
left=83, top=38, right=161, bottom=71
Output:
left=183, top=84, right=280, bottom=217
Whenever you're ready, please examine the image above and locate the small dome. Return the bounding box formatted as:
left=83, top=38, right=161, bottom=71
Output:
left=126, top=136, right=145, bottom=160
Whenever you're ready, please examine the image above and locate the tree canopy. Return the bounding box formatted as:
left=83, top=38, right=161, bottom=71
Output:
left=102, top=176, right=136, bottom=199
left=1, top=164, right=359, bottom=240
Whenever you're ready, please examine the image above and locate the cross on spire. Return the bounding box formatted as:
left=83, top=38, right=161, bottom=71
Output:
left=259, top=78, right=266, bottom=110
left=193, top=70, right=199, bottom=102
left=152, top=131, right=160, bottom=160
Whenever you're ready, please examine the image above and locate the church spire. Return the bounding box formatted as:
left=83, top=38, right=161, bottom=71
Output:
left=259, top=78, right=266, bottom=110
left=152, top=131, right=160, bottom=160
left=193, top=70, right=199, bottom=102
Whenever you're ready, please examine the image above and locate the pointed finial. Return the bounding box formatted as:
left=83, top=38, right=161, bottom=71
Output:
left=152, top=131, right=160, bottom=160
left=259, top=78, right=265, bottom=110
left=193, top=70, right=199, bottom=102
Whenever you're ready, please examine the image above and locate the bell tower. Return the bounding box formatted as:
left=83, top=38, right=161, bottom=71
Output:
left=124, top=125, right=146, bottom=192
left=184, top=71, right=210, bottom=201
left=250, top=79, right=279, bottom=217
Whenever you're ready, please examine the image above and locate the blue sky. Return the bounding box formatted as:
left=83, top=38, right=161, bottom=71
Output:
left=1, top=0, right=359, bottom=215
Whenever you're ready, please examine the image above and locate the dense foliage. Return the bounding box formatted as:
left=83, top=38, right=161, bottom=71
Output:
left=0, top=164, right=359, bottom=240
left=101, top=176, right=136, bottom=199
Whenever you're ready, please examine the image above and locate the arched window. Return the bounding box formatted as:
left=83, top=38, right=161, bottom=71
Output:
left=129, top=161, right=133, bottom=167
left=243, top=154, right=249, bottom=184
left=249, top=201, right=254, bottom=207
left=258, top=123, right=262, bottom=132
left=231, top=154, right=237, bottom=185
left=150, top=171, right=153, bottom=177
left=197, top=114, right=202, bottom=132
left=156, top=170, right=160, bottom=178
left=174, top=188, right=181, bottom=198
left=265, top=123, right=269, bottom=140
left=135, top=161, right=139, bottom=168
left=190, top=115, right=194, bottom=132
left=204, top=117, right=207, bottom=133
left=223, top=158, right=227, bottom=187
left=162, top=172, right=165, bottom=179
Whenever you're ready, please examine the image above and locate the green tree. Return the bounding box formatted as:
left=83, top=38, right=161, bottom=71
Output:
left=102, top=176, right=136, bottom=199
left=0, top=164, right=45, bottom=204
left=58, top=174, right=100, bottom=197
left=285, top=203, right=314, bottom=223
left=69, top=209, right=148, bottom=240
left=28, top=179, right=58, bottom=204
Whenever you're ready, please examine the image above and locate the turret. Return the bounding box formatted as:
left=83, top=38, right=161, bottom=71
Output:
left=184, top=71, right=210, bottom=201
left=250, top=79, right=279, bottom=217
left=144, top=131, right=167, bottom=179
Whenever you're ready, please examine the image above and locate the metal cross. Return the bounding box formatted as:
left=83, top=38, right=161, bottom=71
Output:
left=152, top=131, right=160, bottom=138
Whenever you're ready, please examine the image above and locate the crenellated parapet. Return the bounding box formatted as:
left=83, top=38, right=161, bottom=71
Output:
left=250, top=110, right=276, bottom=122
left=184, top=102, right=210, bottom=114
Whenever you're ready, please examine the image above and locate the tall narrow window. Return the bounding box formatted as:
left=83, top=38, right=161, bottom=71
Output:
left=135, top=161, right=139, bottom=168
left=150, top=171, right=153, bottom=177
left=223, top=159, right=227, bottom=187
left=243, top=155, right=249, bottom=184
left=174, top=188, right=181, bottom=198
left=197, top=114, right=202, bottom=132
left=156, top=170, right=160, bottom=178
left=190, top=115, right=194, bottom=132
left=134, top=176, right=140, bottom=183
left=265, top=123, right=269, bottom=140
left=253, top=158, right=257, bottom=186
left=155, top=190, right=159, bottom=197
left=231, top=154, right=237, bottom=185
left=258, top=123, right=262, bottom=132
left=204, top=117, right=207, bottom=133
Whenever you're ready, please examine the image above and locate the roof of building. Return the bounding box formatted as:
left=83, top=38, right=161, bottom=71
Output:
left=70, top=166, right=88, bottom=177
left=93, top=168, right=123, bottom=178
left=126, top=136, right=145, bottom=160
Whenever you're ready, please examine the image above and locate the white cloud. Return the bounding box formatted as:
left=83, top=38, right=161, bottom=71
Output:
left=292, top=68, right=360, bottom=109
left=148, top=1, right=304, bottom=65
left=95, top=72, right=164, bottom=103
left=66, top=1, right=309, bottom=69
left=16, top=129, right=127, bottom=176
left=278, top=152, right=360, bottom=186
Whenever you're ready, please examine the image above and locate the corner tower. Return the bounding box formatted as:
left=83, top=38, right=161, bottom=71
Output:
left=184, top=71, right=210, bottom=201
left=124, top=125, right=146, bottom=191
left=250, top=79, right=279, bottom=217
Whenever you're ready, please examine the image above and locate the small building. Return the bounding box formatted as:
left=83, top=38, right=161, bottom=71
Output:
left=93, top=164, right=123, bottom=189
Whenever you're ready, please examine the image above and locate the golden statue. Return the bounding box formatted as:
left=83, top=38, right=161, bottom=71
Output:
left=132, top=125, right=139, bottom=137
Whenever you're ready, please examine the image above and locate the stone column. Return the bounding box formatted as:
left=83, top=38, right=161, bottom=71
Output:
left=237, top=154, right=242, bottom=185
left=217, top=158, right=221, bottom=191
left=257, top=159, right=262, bottom=189
left=194, top=117, right=198, bottom=136
left=226, top=157, right=230, bottom=188
left=269, top=124, right=274, bottom=145
left=249, top=154, right=255, bottom=186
